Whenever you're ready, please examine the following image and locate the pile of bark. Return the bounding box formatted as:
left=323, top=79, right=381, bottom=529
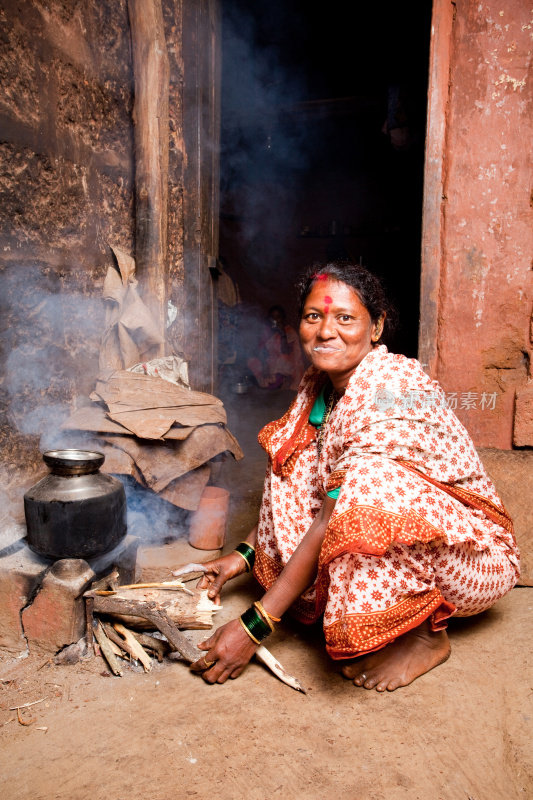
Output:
left=60, top=369, right=243, bottom=511
left=58, top=245, right=243, bottom=512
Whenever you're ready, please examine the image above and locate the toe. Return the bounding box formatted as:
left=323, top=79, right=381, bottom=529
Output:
left=341, top=663, right=357, bottom=679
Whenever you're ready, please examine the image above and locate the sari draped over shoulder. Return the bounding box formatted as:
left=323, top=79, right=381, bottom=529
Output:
left=253, top=346, right=519, bottom=659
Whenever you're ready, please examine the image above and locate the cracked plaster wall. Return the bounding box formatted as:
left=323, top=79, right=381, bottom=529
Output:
left=0, top=1, right=186, bottom=499
left=434, top=0, right=533, bottom=448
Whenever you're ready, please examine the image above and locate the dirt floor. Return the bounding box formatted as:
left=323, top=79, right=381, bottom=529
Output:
left=1, top=386, right=532, bottom=800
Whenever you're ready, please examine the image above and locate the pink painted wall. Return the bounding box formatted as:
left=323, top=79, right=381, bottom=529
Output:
left=422, top=0, right=532, bottom=449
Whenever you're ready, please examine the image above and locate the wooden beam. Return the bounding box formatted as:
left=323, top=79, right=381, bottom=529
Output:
left=419, top=0, right=455, bottom=375
left=128, top=0, right=170, bottom=349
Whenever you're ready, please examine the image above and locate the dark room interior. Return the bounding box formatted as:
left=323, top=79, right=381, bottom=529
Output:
left=218, top=0, right=433, bottom=374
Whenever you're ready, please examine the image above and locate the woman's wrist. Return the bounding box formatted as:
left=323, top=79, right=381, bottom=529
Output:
left=239, top=603, right=272, bottom=644
left=233, top=541, right=256, bottom=572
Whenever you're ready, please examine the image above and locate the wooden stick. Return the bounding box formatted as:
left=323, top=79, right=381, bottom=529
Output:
left=101, top=580, right=193, bottom=596
left=106, top=637, right=128, bottom=659
left=9, top=699, right=44, bottom=710
left=255, top=646, right=307, bottom=694
left=85, top=594, right=94, bottom=650
left=112, top=623, right=152, bottom=672
left=101, top=621, right=134, bottom=656
left=131, top=631, right=170, bottom=661
left=93, top=620, right=123, bottom=676
left=91, top=569, right=120, bottom=592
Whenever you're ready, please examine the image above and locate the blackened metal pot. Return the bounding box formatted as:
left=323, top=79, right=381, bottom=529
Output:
left=24, top=449, right=127, bottom=560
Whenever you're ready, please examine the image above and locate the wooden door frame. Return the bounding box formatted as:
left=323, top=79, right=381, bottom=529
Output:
left=419, top=0, right=454, bottom=375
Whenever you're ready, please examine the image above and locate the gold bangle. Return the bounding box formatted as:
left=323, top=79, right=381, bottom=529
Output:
left=239, top=541, right=256, bottom=552
left=239, top=616, right=261, bottom=645
left=253, top=602, right=274, bottom=632
left=233, top=550, right=251, bottom=572
left=253, top=600, right=280, bottom=629
left=254, top=600, right=281, bottom=623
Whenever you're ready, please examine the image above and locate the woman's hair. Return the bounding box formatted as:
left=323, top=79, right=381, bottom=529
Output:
left=296, top=260, right=397, bottom=341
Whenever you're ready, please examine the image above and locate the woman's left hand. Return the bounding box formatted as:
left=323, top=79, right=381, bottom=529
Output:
left=189, top=619, right=258, bottom=684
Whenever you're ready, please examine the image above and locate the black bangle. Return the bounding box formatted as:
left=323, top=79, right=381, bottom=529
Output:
left=240, top=605, right=271, bottom=643
left=233, top=542, right=256, bottom=571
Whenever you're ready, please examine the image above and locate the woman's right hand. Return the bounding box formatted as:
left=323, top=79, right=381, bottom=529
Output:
left=196, top=551, right=249, bottom=603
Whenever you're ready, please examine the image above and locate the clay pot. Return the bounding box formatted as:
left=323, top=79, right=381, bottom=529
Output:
left=188, top=486, right=229, bottom=550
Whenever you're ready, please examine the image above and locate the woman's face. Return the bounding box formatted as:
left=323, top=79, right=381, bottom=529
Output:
left=299, top=278, right=383, bottom=390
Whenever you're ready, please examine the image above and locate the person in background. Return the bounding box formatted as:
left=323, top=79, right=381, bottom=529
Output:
left=247, top=305, right=304, bottom=391
left=191, top=261, right=519, bottom=692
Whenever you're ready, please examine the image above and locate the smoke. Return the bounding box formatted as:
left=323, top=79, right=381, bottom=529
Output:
left=220, top=2, right=316, bottom=294
left=0, top=265, right=202, bottom=545
left=1, top=267, right=104, bottom=446
left=121, top=476, right=190, bottom=544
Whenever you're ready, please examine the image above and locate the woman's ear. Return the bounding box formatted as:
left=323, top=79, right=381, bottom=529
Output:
left=371, top=314, right=386, bottom=343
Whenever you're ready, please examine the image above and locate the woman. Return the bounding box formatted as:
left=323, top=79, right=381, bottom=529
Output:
left=191, top=262, right=520, bottom=691
left=247, top=305, right=304, bottom=390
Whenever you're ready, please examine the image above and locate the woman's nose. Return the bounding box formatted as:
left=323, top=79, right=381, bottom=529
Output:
left=317, top=314, right=336, bottom=338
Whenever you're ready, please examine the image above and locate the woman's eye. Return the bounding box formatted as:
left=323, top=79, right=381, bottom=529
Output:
left=338, top=315, right=353, bottom=323
left=304, top=312, right=319, bottom=321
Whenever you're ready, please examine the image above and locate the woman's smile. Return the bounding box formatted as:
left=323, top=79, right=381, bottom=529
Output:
left=299, top=278, right=381, bottom=391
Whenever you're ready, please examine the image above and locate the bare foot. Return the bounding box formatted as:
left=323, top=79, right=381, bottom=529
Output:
left=341, top=619, right=451, bottom=692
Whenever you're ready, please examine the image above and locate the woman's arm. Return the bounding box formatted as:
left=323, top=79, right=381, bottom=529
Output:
left=191, top=496, right=336, bottom=684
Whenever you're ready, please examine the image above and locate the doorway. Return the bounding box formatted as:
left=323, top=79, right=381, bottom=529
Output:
left=217, top=0, right=433, bottom=383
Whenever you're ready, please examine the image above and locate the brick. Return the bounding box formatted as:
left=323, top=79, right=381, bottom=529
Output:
left=513, top=384, right=533, bottom=447
left=22, top=558, right=95, bottom=655
left=0, top=524, right=49, bottom=659
left=477, top=448, right=533, bottom=586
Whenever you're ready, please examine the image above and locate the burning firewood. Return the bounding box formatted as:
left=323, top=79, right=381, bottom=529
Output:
left=86, top=593, right=202, bottom=662
left=84, top=588, right=307, bottom=692
left=112, top=623, right=152, bottom=672
left=86, top=584, right=220, bottom=630
left=93, top=619, right=123, bottom=676
left=130, top=631, right=170, bottom=661
left=90, top=569, right=120, bottom=592
left=101, top=620, right=147, bottom=663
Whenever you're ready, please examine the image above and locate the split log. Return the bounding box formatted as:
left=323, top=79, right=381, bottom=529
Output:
left=93, top=620, right=123, bottom=676
left=131, top=631, right=170, bottom=661
left=87, top=585, right=220, bottom=630
left=113, top=623, right=152, bottom=672
left=91, top=569, right=120, bottom=592
left=85, top=595, right=94, bottom=650
left=101, top=620, right=147, bottom=664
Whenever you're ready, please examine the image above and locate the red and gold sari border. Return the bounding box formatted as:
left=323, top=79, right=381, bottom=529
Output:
left=258, top=371, right=325, bottom=477
left=324, top=587, right=455, bottom=660
left=321, top=504, right=442, bottom=563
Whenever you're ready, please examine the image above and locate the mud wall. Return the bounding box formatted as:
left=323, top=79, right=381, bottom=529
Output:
left=0, top=0, right=186, bottom=490
left=423, top=0, right=532, bottom=449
